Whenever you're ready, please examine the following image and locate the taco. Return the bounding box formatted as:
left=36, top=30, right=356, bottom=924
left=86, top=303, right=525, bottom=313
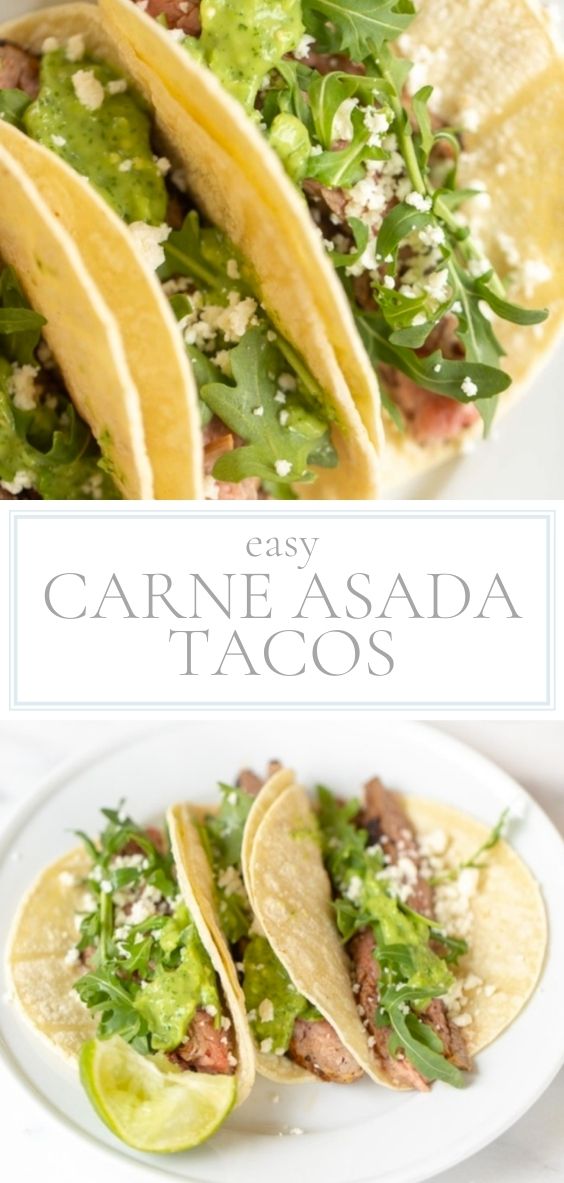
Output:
left=246, top=771, right=547, bottom=1090
left=0, top=5, right=378, bottom=500
left=101, top=0, right=563, bottom=484
left=8, top=805, right=255, bottom=1152
left=0, top=143, right=152, bottom=499
left=173, top=764, right=370, bottom=1084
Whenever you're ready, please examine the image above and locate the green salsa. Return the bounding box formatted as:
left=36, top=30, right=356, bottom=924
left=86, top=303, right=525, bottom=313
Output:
left=135, top=904, right=221, bottom=1052
left=185, top=0, right=304, bottom=111
left=24, top=49, right=167, bottom=225
left=243, top=934, right=320, bottom=1054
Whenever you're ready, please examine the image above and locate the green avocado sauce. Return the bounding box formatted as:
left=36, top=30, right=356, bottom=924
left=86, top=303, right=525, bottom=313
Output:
left=24, top=49, right=167, bottom=225
left=184, top=0, right=304, bottom=112
left=134, top=903, right=221, bottom=1052
left=243, top=934, right=321, bottom=1054
left=360, top=871, right=452, bottom=995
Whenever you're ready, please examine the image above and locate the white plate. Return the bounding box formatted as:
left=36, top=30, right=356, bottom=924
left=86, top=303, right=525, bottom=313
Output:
left=1, top=720, right=563, bottom=1183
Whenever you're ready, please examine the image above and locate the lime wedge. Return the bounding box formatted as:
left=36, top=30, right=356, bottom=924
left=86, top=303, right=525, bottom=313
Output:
left=80, top=1036, right=237, bottom=1153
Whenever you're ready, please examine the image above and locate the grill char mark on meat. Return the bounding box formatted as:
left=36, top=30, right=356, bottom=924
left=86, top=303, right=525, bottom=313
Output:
left=289, top=1018, right=363, bottom=1083
left=350, top=778, right=472, bottom=1084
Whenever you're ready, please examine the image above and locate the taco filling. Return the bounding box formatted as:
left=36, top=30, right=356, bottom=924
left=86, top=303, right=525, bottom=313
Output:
left=1, top=33, right=340, bottom=499
left=198, top=764, right=362, bottom=1082
left=69, top=806, right=240, bottom=1074
left=316, top=778, right=504, bottom=1089
left=140, top=0, right=548, bottom=444
left=0, top=262, right=119, bottom=499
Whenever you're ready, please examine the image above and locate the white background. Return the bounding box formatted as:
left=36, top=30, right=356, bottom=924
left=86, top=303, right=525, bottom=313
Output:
left=0, top=720, right=562, bottom=1183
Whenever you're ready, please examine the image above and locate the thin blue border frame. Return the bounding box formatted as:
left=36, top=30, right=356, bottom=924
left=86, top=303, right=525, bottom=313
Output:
left=9, top=508, right=555, bottom=711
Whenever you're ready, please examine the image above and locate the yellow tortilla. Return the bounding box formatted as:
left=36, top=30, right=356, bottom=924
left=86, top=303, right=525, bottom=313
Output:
left=0, top=144, right=152, bottom=499
left=104, top=0, right=563, bottom=487
left=248, top=782, right=547, bottom=1087
left=382, top=0, right=564, bottom=484
left=2, top=3, right=378, bottom=500
left=8, top=830, right=255, bottom=1105
left=102, top=0, right=384, bottom=470
left=167, top=804, right=255, bottom=1105
left=0, top=4, right=202, bottom=500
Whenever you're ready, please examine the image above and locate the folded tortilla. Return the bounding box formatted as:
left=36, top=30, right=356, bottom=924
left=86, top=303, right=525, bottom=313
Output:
left=245, top=778, right=547, bottom=1088
left=102, top=0, right=563, bottom=487
left=0, top=142, right=152, bottom=499
left=0, top=3, right=379, bottom=499
left=8, top=820, right=256, bottom=1105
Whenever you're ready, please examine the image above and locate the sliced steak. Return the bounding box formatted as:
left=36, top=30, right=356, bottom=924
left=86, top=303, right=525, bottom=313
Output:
left=379, top=366, right=480, bottom=444
left=291, top=49, right=365, bottom=77
left=168, top=1007, right=236, bottom=1074
left=0, top=40, right=40, bottom=97
left=354, top=780, right=472, bottom=1079
left=360, top=777, right=433, bottom=917
left=145, top=0, right=202, bottom=37
left=236, top=760, right=283, bottom=797
left=303, top=178, right=350, bottom=222
left=349, top=927, right=430, bottom=1091
left=289, top=1017, right=363, bottom=1083
left=423, top=999, right=472, bottom=1071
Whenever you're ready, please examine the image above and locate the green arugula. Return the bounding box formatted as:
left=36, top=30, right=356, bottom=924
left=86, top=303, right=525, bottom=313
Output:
left=0, top=267, right=119, bottom=498
left=200, top=783, right=254, bottom=944
left=317, top=785, right=469, bottom=1087
left=0, top=87, right=31, bottom=129
left=73, top=807, right=222, bottom=1056
left=302, top=1, right=416, bottom=59
left=201, top=328, right=335, bottom=486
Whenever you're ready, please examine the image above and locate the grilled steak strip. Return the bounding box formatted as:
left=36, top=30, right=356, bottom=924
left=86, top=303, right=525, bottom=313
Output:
left=167, top=1007, right=236, bottom=1074
left=351, top=779, right=472, bottom=1082
left=145, top=0, right=202, bottom=36
left=289, top=1018, right=363, bottom=1083
left=0, top=39, right=40, bottom=97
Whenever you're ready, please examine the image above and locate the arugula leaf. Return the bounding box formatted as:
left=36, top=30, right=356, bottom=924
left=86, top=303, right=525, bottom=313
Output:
left=376, top=202, right=433, bottom=262
left=269, top=113, right=312, bottom=183
left=0, top=88, right=31, bottom=129
left=201, top=328, right=333, bottom=486
left=475, top=281, right=548, bottom=327
left=380, top=984, right=465, bottom=1087
left=0, top=267, right=45, bottom=365
left=355, top=309, right=511, bottom=401
left=159, top=210, right=244, bottom=291
left=303, top=1, right=416, bottom=59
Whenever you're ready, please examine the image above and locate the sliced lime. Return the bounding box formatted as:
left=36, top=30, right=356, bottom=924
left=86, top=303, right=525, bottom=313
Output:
left=80, top=1036, right=237, bottom=1153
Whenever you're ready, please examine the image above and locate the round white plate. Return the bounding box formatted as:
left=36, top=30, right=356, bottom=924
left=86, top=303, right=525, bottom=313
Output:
left=1, top=720, right=563, bottom=1183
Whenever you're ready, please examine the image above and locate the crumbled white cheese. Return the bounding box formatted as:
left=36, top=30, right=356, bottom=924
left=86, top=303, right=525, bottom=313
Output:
left=258, top=998, right=274, bottom=1023
left=419, top=224, right=445, bottom=249
left=253, top=405, right=264, bottom=417
left=205, top=1004, right=217, bottom=1017
left=274, top=459, right=292, bottom=478
left=154, top=155, right=171, bottom=176
left=129, top=221, right=171, bottom=271
left=293, top=33, right=315, bottom=60
left=66, top=34, right=85, bottom=62
left=9, top=364, right=39, bottom=411
left=1, top=471, right=33, bottom=496
left=71, top=69, right=105, bottom=112
left=218, top=864, right=246, bottom=898
left=461, top=107, right=480, bottom=132
left=405, top=191, right=432, bottom=213
left=520, top=259, right=552, bottom=298
left=227, top=259, right=240, bottom=280
left=213, top=350, right=232, bottom=376
left=468, top=257, right=491, bottom=279
left=461, top=376, right=478, bottom=398
left=278, top=372, right=296, bottom=391
left=118, top=159, right=133, bottom=173
left=331, top=97, right=358, bottom=145
left=363, top=107, right=390, bottom=147
left=383, top=275, right=395, bottom=290
left=107, top=78, right=128, bottom=96
left=51, top=134, right=67, bottom=148
left=63, top=947, right=80, bottom=967
left=41, top=37, right=59, bottom=53
left=260, top=1038, right=273, bottom=1054
left=58, top=871, right=77, bottom=887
